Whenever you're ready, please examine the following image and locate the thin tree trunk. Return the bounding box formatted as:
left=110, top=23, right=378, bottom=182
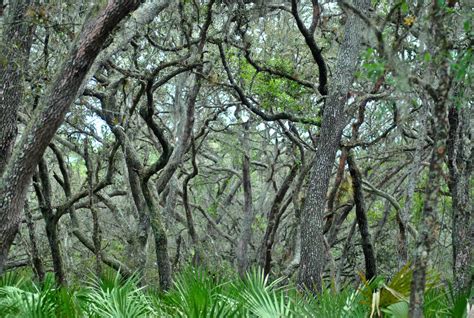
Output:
left=409, top=2, right=452, bottom=315
left=34, top=159, right=65, bottom=285
left=409, top=100, right=448, bottom=317
left=398, top=137, right=425, bottom=266
left=85, top=140, right=102, bottom=277
left=24, top=200, right=45, bottom=283
left=182, top=141, right=202, bottom=265
left=297, top=0, right=371, bottom=293
left=447, top=105, right=473, bottom=293
left=259, top=164, right=298, bottom=276
left=347, top=150, right=377, bottom=280
left=237, top=121, right=254, bottom=277
left=45, top=218, right=65, bottom=285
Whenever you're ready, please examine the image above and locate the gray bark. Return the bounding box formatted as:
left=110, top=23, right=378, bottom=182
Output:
left=297, top=0, right=371, bottom=293
left=447, top=105, right=473, bottom=293
left=0, top=0, right=33, bottom=174
left=237, top=121, right=255, bottom=277
left=24, top=200, right=45, bottom=283
left=409, top=2, right=453, bottom=316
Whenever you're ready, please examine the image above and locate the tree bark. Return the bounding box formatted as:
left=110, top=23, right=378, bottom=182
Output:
left=85, top=140, right=102, bottom=278
left=0, top=0, right=33, bottom=175
left=447, top=106, right=473, bottom=293
left=259, top=164, right=298, bottom=276
left=297, top=0, right=371, bottom=293
left=182, top=141, right=202, bottom=266
left=24, top=200, right=45, bottom=283
left=0, top=0, right=142, bottom=274
left=409, top=2, right=452, bottom=316
left=237, top=121, right=254, bottom=277
left=347, top=150, right=377, bottom=280
left=33, top=159, right=65, bottom=285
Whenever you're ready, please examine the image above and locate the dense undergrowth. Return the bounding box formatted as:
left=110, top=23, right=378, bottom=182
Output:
left=0, top=266, right=471, bottom=317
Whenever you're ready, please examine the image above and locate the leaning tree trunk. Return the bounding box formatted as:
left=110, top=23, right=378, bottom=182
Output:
left=297, top=0, right=371, bottom=293
left=347, top=150, right=377, bottom=280
left=0, top=0, right=142, bottom=274
left=259, top=164, right=298, bottom=276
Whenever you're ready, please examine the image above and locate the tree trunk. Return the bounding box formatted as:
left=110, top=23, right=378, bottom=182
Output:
left=0, top=0, right=142, bottom=274
left=45, top=218, right=65, bottom=285
left=447, top=106, right=472, bottom=293
left=347, top=150, right=377, bottom=280
left=297, top=0, right=371, bottom=293
left=409, top=99, right=449, bottom=317
left=259, top=164, right=298, bottom=276
left=0, top=0, right=33, bottom=174
left=34, top=158, right=65, bottom=285
left=409, top=2, right=452, bottom=316
left=398, top=115, right=426, bottom=267
left=24, top=201, right=45, bottom=283
left=182, top=142, right=202, bottom=266
left=237, top=121, right=254, bottom=277
left=85, top=140, right=102, bottom=277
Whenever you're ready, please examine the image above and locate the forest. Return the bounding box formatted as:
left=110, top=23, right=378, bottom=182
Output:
left=0, top=0, right=472, bottom=317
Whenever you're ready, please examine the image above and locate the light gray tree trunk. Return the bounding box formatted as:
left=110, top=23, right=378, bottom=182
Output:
left=297, top=0, right=371, bottom=293
left=0, top=0, right=33, bottom=174
left=409, top=2, right=453, bottom=316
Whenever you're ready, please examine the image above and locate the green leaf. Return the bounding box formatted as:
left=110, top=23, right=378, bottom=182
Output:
left=424, top=52, right=431, bottom=62
left=401, top=2, right=409, bottom=14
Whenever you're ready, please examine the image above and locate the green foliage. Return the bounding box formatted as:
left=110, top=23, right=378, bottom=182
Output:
left=159, top=267, right=239, bottom=317
left=382, top=301, right=409, bottom=317
left=360, top=48, right=386, bottom=82
left=301, top=286, right=367, bottom=317
left=238, top=58, right=310, bottom=113
left=81, top=277, right=154, bottom=317
left=0, top=273, right=81, bottom=318
left=359, top=264, right=440, bottom=311
left=0, top=267, right=468, bottom=317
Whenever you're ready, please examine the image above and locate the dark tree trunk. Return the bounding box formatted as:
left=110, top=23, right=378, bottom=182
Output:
left=259, top=164, right=298, bottom=276
left=297, top=0, right=371, bottom=293
left=0, top=0, right=33, bottom=175
left=347, top=150, right=377, bottom=280
left=24, top=201, right=45, bottom=283
left=182, top=142, right=202, bottom=266
left=85, top=140, right=102, bottom=277
left=45, top=218, right=65, bottom=285
left=447, top=106, right=472, bottom=293
left=237, top=121, right=254, bottom=277
left=34, top=158, right=66, bottom=285
left=324, top=149, right=348, bottom=234
left=0, top=0, right=142, bottom=274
